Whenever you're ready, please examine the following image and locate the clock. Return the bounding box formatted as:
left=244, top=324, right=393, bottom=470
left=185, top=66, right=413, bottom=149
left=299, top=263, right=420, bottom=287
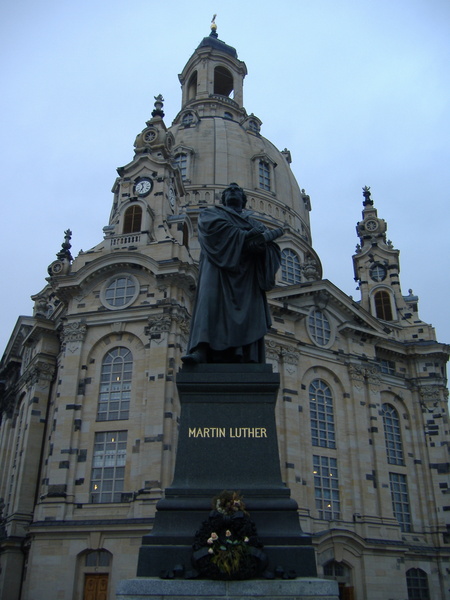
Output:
left=370, top=263, right=387, bottom=282
left=365, top=219, right=378, bottom=232
left=134, top=178, right=152, bottom=197
left=168, top=186, right=176, bottom=208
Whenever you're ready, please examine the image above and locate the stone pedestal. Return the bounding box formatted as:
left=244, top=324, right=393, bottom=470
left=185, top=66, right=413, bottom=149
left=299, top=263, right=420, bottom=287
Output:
left=117, top=578, right=339, bottom=599
left=136, top=364, right=317, bottom=578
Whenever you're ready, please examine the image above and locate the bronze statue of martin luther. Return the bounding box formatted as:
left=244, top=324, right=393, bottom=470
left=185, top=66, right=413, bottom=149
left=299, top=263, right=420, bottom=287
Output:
left=182, top=183, right=284, bottom=365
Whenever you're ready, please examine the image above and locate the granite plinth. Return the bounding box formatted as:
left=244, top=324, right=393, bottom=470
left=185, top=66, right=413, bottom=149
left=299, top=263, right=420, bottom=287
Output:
left=137, top=365, right=317, bottom=578
left=116, top=578, right=340, bottom=600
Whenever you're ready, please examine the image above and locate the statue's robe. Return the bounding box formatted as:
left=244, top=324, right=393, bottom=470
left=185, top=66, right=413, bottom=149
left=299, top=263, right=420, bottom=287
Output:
left=187, top=205, right=281, bottom=363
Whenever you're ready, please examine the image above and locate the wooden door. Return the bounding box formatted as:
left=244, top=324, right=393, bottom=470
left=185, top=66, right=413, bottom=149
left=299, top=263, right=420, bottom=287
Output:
left=341, top=584, right=355, bottom=600
left=84, top=574, right=108, bottom=600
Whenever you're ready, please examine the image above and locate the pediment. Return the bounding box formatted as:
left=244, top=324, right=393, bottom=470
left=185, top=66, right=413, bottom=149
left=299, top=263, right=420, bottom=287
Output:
left=268, top=279, right=391, bottom=340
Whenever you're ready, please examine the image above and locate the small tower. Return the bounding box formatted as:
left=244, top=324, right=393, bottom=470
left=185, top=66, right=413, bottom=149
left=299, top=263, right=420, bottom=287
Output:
left=353, top=186, right=435, bottom=342
left=178, top=18, right=247, bottom=111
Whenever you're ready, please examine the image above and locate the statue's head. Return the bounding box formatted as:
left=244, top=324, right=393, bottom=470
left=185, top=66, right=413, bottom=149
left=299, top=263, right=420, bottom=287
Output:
left=221, top=183, right=247, bottom=211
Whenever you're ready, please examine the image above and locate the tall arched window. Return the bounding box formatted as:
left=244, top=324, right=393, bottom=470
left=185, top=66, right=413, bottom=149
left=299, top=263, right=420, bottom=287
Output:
left=374, top=290, right=393, bottom=320
left=123, top=205, right=142, bottom=233
left=97, top=347, right=133, bottom=421
left=308, top=309, right=332, bottom=346
left=281, top=249, right=301, bottom=284
left=214, top=66, right=233, bottom=96
left=187, top=71, right=197, bottom=100
left=382, top=403, right=404, bottom=465
left=259, top=160, right=271, bottom=191
left=406, top=568, right=430, bottom=600
left=310, top=379, right=335, bottom=449
left=174, top=153, right=188, bottom=180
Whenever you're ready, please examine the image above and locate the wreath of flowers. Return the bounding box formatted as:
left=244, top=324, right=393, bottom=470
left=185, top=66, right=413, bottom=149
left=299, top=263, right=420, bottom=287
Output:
left=192, top=491, right=267, bottom=580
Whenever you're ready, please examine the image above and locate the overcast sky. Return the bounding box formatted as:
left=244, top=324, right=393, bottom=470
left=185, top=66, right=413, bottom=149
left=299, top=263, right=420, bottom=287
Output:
left=1, top=0, right=449, bottom=355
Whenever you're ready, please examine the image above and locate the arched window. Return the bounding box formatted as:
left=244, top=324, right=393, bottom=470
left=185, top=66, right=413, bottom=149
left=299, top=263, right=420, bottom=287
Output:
left=259, top=160, right=271, bottom=191
left=187, top=71, right=197, bottom=101
left=214, top=66, right=233, bottom=96
left=382, top=403, right=404, bottom=465
left=97, top=347, right=132, bottom=421
left=406, top=568, right=430, bottom=600
left=308, top=309, right=332, bottom=346
left=85, top=550, right=111, bottom=567
left=182, top=112, right=194, bottom=126
left=310, top=379, right=335, bottom=449
left=174, top=153, right=188, bottom=180
left=374, top=290, right=393, bottom=320
left=248, top=119, right=259, bottom=133
left=281, top=249, right=301, bottom=284
left=123, top=205, right=142, bottom=233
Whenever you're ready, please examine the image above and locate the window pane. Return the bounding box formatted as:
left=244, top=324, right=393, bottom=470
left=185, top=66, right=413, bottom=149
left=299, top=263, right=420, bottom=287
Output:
left=96, top=348, right=133, bottom=421
left=313, top=455, right=340, bottom=520
left=389, top=472, right=411, bottom=532
left=90, top=431, right=127, bottom=504
left=308, top=309, right=331, bottom=346
left=281, top=249, right=301, bottom=284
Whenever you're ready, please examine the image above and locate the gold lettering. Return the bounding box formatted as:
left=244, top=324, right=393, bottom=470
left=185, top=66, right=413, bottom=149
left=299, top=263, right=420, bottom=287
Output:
left=189, top=426, right=268, bottom=438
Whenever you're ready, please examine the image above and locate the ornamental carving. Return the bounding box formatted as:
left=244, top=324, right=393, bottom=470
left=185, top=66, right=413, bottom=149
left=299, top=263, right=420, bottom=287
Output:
left=145, top=315, right=171, bottom=336
left=366, top=366, right=381, bottom=387
left=61, top=322, right=87, bottom=344
left=24, top=360, right=56, bottom=387
left=419, top=385, right=443, bottom=402
left=348, top=364, right=365, bottom=382
left=281, top=346, right=300, bottom=365
left=265, top=341, right=281, bottom=362
left=348, top=364, right=381, bottom=386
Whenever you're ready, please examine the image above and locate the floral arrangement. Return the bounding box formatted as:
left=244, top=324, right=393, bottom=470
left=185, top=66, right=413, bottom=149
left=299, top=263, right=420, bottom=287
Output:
left=192, top=491, right=267, bottom=580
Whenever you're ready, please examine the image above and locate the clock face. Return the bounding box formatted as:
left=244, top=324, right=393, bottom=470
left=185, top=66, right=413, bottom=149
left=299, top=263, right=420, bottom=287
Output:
left=365, top=219, right=378, bottom=232
left=370, top=263, right=387, bottom=282
left=134, top=178, right=152, bottom=196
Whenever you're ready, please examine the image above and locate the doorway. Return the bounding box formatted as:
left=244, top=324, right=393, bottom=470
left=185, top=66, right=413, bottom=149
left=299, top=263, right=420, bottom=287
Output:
left=83, top=574, right=108, bottom=600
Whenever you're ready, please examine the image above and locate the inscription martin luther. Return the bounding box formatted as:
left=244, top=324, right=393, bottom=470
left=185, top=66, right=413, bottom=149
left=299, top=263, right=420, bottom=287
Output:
left=188, top=427, right=268, bottom=438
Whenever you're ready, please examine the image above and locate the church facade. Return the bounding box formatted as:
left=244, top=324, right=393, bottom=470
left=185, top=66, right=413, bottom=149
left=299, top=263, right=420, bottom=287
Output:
left=1, top=26, right=449, bottom=600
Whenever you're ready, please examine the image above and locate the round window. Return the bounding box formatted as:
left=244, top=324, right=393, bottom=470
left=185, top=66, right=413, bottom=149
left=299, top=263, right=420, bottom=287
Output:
left=101, top=275, right=139, bottom=310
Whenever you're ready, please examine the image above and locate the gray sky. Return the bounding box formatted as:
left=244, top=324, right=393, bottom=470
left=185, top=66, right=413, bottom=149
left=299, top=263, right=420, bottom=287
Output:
left=1, top=0, right=449, bottom=353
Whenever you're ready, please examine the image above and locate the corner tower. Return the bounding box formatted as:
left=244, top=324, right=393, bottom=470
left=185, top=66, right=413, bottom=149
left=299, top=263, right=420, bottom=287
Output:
left=353, top=186, right=435, bottom=343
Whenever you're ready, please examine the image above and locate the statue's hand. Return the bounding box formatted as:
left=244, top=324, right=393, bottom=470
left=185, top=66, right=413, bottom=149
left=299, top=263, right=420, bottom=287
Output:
left=245, top=232, right=266, bottom=254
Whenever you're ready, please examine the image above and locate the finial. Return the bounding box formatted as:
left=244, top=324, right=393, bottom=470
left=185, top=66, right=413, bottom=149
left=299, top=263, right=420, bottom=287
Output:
left=210, top=13, right=218, bottom=38
left=362, top=185, right=373, bottom=206
left=56, top=229, right=73, bottom=261
left=151, top=94, right=165, bottom=118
